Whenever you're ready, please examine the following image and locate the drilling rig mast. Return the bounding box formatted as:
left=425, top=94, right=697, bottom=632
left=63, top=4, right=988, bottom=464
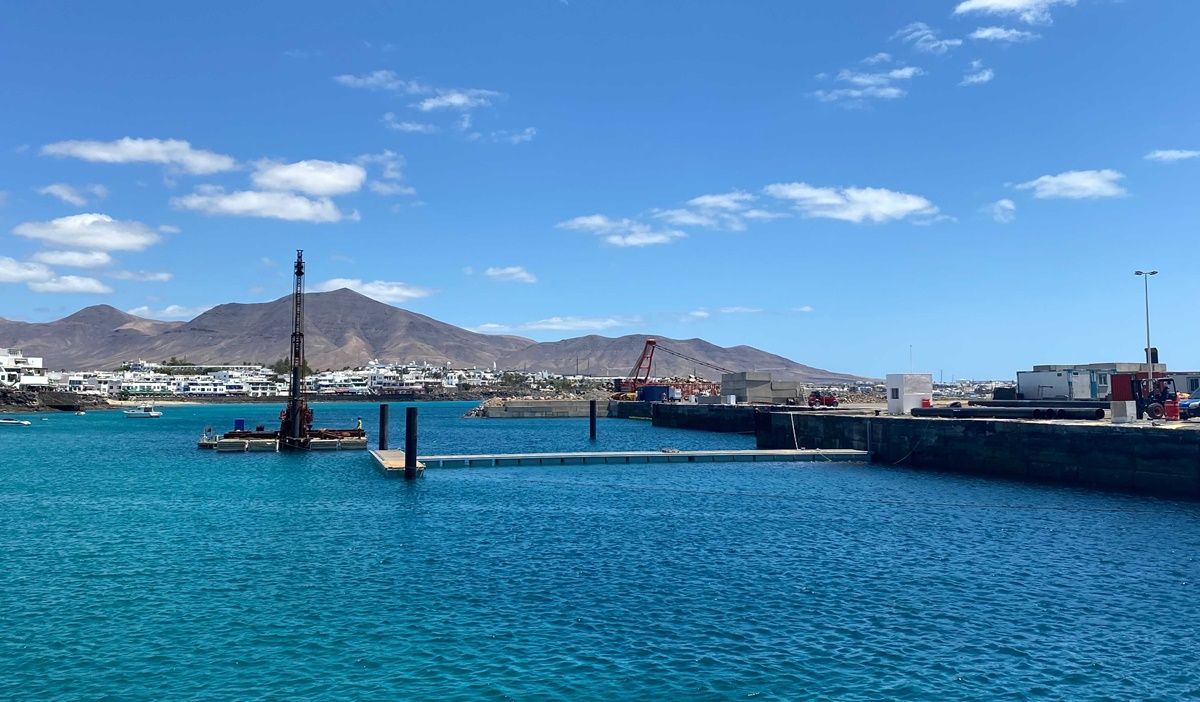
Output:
left=281, top=249, right=312, bottom=448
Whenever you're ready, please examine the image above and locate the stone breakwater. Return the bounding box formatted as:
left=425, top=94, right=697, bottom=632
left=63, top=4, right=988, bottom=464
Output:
left=600, top=402, right=1200, bottom=498
left=754, top=411, right=1200, bottom=498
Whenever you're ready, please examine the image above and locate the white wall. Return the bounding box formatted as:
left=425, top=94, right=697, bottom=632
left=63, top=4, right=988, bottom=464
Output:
left=886, top=373, right=933, bottom=415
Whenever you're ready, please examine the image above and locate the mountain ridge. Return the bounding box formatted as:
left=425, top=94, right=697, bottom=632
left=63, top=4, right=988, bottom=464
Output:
left=0, top=289, right=863, bottom=381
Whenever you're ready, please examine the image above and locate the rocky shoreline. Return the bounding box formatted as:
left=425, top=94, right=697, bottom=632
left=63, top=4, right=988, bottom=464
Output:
left=0, top=389, right=110, bottom=414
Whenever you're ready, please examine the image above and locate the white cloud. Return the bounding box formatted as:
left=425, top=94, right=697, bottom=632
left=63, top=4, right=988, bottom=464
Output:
left=368, top=181, right=417, bottom=196
left=38, top=183, right=107, bottom=206
left=743, top=209, right=788, bottom=221
left=989, top=198, right=1017, bottom=223
left=127, top=304, right=211, bottom=319
left=251, top=159, right=366, bottom=196
left=557, top=214, right=686, bottom=247
left=523, top=316, right=629, bottom=331
left=314, top=278, right=432, bottom=304
left=969, top=26, right=1041, bottom=41
left=13, top=213, right=160, bottom=250
left=893, top=22, right=963, bottom=54
left=471, top=322, right=511, bottom=333
left=0, top=257, right=53, bottom=283
left=655, top=208, right=720, bottom=228
left=1145, top=149, right=1200, bottom=163
left=795, top=305, right=815, bottom=313
left=655, top=190, right=782, bottom=231
left=764, top=182, right=940, bottom=223
left=333, top=70, right=429, bottom=94
left=484, top=266, right=537, bottom=284
left=356, top=151, right=414, bottom=196
left=28, top=275, right=112, bottom=294
left=31, top=250, right=112, bottom=268
left=688, top=191, right=756, bottom=211
left=356, top=150, right=405, bottom=180
left=961, top=59, right=995, bottom=86
left=685, top=309, right=711, bottom=320
left=415, top=89, right=501, bottom=112
left=815, top=66, right=923, bottom=104
left=720, top=306, right=762, bottom=314
left=492, top=127, right=537, bottom=144
left=954, top=0, right=1076, bottom=25
left=158, top=224, right=181, bottom=234
left=110, top=270, right=172, bottom=282
left=863, top=52, right=893, bottom=64
left=382, top=112, right=439, bottom=134
left=41, top=137, right=236, bottom=174
left=1015, top=169, right=1126, bottom=199
left=171, top=186, right=352, bottom=223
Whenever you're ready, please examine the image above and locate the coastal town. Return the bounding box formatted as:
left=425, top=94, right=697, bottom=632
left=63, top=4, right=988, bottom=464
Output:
left=1, top=345, right=1018, bottom=406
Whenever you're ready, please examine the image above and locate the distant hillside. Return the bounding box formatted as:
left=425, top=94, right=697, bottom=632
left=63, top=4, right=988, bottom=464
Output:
left=497, top=334, right=861, bottom=382
left=0, top=289, right=862, bottom=382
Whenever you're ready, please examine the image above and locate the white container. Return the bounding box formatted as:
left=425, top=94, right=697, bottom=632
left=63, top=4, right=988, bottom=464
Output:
left=886, top=373, right=933, bottom=416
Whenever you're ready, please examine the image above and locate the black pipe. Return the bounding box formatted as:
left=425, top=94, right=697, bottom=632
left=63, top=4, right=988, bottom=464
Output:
left=589, top=400, right=597, bottom=441
left=378, top=404, right=389, bottom=450
left=912, top=407, right=1105, bottom=420
left=970, top=399, right=1110, bottom=409
left=404, top=406, right=418, bottom=480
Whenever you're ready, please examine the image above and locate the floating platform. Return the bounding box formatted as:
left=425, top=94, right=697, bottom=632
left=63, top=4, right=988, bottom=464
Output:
left=369, top=448, right=866, bottom=472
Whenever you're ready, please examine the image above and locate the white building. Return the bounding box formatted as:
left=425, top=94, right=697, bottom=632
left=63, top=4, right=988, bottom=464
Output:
left=0, top=348, right=49, bottom=388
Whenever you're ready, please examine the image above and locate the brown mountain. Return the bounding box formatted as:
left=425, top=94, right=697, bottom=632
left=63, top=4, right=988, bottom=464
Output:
left=0, top=289, right=860, bottom=381
left=0, top=306, right=183, bottom=370
left=496, top=334, right=859, bottom=382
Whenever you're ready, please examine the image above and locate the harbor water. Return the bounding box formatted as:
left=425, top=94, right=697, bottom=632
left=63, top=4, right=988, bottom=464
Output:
left=1, top=401, right=1198, bottom=699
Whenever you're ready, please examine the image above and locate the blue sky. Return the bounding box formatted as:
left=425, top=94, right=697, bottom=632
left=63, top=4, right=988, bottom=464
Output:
left=1, top=0, right=1197, bottom=378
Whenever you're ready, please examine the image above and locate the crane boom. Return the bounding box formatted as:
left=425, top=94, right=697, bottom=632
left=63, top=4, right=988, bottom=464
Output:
left=654, top=344, right=735, bottom=376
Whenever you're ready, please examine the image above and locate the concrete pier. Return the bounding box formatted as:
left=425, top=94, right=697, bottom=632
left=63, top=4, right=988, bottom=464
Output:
left=483, top=400, right=608, bottom=418
left=370, top=451, right=425, bottom=476
left=371, top=448, right=866, bottom=469
left=755, top=411, right=1200, bottom=498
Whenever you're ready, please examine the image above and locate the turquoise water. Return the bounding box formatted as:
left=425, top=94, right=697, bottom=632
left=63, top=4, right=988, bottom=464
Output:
left=1, top=401, right=1198, bottom=700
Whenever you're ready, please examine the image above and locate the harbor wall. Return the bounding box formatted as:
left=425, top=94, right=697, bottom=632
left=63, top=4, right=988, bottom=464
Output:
left=483, top=400, right=601, bottom=418
left=608, top=401, right=653, bottom=419
left=649, top=403, right=757, bottom=433
left=755, top=411, right=1200, bottom=498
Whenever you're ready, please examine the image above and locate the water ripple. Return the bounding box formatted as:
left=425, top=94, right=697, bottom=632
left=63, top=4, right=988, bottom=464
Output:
left=1, top=402, right=1198, bottom=700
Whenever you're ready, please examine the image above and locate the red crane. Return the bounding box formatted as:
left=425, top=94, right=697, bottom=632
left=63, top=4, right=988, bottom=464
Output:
left=614, top=338, right=735, bottom=396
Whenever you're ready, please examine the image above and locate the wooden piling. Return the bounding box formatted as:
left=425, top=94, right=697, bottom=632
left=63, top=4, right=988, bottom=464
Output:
left=589, top=400, right=598, bottom=441
left=378, top=404, right=389, bottom=450
left=404, top=406, right=418, bottom=480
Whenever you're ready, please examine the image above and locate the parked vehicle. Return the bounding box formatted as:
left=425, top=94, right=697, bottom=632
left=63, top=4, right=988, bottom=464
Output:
left=1180, top=394, right=1200, bottom=420
left=808, top=391, right=839, bottom=408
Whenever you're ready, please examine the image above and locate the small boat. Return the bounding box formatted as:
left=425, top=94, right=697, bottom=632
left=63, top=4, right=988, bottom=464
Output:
left=0, top=418, right=33, bottom=426
left=197, top=427, right=218, bottom=449
left=75, top=410, right=86, bottom=416
left=124, top=404, right=163, bottom=419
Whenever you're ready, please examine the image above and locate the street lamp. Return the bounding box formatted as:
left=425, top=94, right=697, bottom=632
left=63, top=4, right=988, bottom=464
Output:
left=1135, top=270, right=1158, bottom=382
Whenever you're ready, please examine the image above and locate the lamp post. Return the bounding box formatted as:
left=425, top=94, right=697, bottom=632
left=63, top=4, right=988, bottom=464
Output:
left=1135, top=270, right=1158, bottom=382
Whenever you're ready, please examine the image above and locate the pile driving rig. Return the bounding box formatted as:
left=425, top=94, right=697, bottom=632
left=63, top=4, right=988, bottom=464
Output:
left=200, top=250, right=367, bottom=452
left=278, top=250, right=366, bottom=450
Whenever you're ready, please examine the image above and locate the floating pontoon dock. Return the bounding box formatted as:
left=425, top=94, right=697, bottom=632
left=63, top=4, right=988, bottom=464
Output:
left=370, top=448, right=867, bottom=474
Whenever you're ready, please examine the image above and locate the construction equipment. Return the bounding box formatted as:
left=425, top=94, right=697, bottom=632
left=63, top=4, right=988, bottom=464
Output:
left=807, top=390, right=839, bottom=408
left=279, top=250, right=310, bottom=448
left=1135, top=376, right=1177, bottom=420
left=1114, top=373, right=1177, bottom=420
left=612, top=338, right=733, bottom=399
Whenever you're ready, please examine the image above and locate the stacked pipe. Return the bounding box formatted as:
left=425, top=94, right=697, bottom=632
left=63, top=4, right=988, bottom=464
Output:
left=968, top=399, right=1110, bottom=409
left=911, top=406, right=1105, bottom=420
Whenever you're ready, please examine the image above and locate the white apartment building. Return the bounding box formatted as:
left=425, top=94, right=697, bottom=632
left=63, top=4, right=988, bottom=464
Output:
left=0, top=348, right=49, bottom=388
